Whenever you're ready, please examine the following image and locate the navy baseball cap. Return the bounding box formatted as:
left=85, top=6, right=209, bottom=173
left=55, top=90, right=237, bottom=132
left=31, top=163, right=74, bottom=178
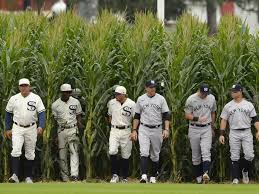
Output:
left=231, top=83, right=243, bottom=92
left=145, top=80, right=156, bottom=88
left=199, top=83, right=210, bottom=94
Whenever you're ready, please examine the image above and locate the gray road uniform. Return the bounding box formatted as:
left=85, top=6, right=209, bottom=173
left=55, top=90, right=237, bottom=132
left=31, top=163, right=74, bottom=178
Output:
left=135, top=93, right=169, bottom=162
left=220, top=99, right=256, bottom=162
left=52, top=96, right=82, bottom=181
left=184, top=93, right=217, bottom=165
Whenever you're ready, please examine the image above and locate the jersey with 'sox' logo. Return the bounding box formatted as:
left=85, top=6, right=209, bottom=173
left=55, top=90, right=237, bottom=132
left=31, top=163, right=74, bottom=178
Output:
left=184, top=93, right=217, bottom=124
left=52, top=96, right=82, bottom=126
left=5, top=92, right=45, bottom=126
left=220, top=99, right=256, bottom=130
left=108, top=98, right=135, bottom=126
left=135, top=93, right=169, bottom=125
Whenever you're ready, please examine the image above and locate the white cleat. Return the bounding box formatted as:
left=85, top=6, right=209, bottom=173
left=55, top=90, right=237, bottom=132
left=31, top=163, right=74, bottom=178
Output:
left=149, top=176, right=156, bottom=183
left=202, top=173, right=210, bottom=184
left=232, top=178, right=239, bottom=184
left=9, top=174, right=19, bottom=183
left=25, top=177, right=33, bottom=184
left=242, top=169, right=249, bottom=184
left=110, top=174, right=119, bottom=183
left=121, top=179, right=128, bottom=183
left=140, top=174, right=148, bottom=183
left=196, top=176, right=202, bottom=184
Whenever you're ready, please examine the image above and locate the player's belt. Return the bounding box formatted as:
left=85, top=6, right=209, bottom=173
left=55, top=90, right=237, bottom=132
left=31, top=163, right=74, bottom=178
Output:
left=111, top=125, right=130, bottom=129
left=14, top=122, right=35, bottom=128
left=141, top=122, right=161, bottom=128
left=60, top=124, right=77, bottom=129
left=190, top=123, right=211, bottom=127
left=232, top=128, right=249, bottom=131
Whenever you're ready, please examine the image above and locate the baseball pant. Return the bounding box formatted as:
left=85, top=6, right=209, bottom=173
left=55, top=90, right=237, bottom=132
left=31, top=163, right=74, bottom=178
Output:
left=11, top=124, right=37, bottom=160
left=188, top=125, right=212, bottom=165
left=109, top=128, right=132, bottom=159
left=229, top=128, right=254, bottom=162
left=138, top=125, right=163, bottom=162
left=58, top=127, right=79, bottom=181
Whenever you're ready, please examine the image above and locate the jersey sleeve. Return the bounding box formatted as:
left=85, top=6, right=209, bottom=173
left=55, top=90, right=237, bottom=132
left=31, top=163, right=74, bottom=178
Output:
left=131, top=102, right=136, bottom=117
left=107, top=101, right=112, bottom=116
left=76, top=100, right=83, bottom=115
left=135, top=98, right=141, bottom=114
left=220, top=105, right=229, bottom=120
left=161, top=97, right=170, bottom=113
left=249, top=104, right=257, bottom=118
left=212, top=97, right=217, bottom=112
left=184, top=97, right=193, bottom=114
left=37, top=96, right=46, bottom=113
left=51, top=103, right=58, bottom=118
left=5, top=96, right=14, bottom=113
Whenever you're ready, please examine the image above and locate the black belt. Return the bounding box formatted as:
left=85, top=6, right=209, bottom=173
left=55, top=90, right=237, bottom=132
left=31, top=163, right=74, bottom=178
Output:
left=111, top=125, right=130, bottom=129
left=60, top=124, right=77, bottom=129
left=232, top=128, right=249, bottom=131
left=14, top=122, right=35, bottom=128
left=141, top=122, right=161, bottom=129
left=190, top=123, right=211, bottom=127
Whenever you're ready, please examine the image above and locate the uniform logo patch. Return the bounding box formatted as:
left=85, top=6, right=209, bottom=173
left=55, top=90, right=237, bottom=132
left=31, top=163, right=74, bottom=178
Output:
left=27, top=101, right=36, bottom=111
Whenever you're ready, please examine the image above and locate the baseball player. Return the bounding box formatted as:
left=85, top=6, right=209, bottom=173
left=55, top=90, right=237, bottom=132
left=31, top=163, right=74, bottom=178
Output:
left=5, top=78, right=46, bottom=183
left=52, top=84, right=83, bottom=182
left=219, top=83, right=259, bottom=184
left=184, top=83, right=216, bottom=184
left=131, top=80, right=170, bottom=183
left=108, top=86, right=135, bottom=183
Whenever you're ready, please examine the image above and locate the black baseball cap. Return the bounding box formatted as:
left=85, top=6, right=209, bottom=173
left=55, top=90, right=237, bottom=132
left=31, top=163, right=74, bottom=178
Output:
left=199, top=83, right=210, bottom=94
left=231, top=83, right=243, bottom=92
left=145, top=80, right=156, bottom=88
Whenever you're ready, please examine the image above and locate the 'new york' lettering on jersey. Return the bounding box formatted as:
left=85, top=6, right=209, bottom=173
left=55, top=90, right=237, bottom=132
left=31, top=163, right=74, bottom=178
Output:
left=220, top=99, right=256, bottom=130
left=52, top=96, right=82, bottom=126
left=5, top=92, right=45, bottom=126
left=135, top=93, right=169, bottom=126
left=108, top=98, right=135, bottom=126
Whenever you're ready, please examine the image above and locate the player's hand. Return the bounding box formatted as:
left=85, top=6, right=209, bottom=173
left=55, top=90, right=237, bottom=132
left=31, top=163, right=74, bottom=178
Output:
left=256, top=131, right=259, bottom=141
left=211, top=129, right=215, bottom=139
left=37, top=127, right=44, bottom=136
left=4, top=130, right=12, bottom=139
left=198, top=116, right=207, bottom=123
left=162, top=129, right=169, bottom=139
left=130, top=130, right=138, bottom=141
left=219, top=135, right=225, bottom=145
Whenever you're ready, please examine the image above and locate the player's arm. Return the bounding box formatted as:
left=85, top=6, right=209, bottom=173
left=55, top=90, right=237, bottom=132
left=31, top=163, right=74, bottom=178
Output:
left=219, top=118, right=227, bottom=145
left=162, top=112, right=170, bottom=139
left=4, top=111, right=13, bottom=139
left=37, top=111, right=46, bottom=136
left=131, top=114, right=140, bottom=141
left=211, top=111, right=216, bottom=130
left=76, top=114, right=84, bottom=130
left=251, top=116, right=259, bottom=141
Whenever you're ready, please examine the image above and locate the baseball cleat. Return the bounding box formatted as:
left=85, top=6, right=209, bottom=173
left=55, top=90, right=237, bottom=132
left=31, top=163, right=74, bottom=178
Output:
left=25, top=177, right=33, bottom=183
left=140, top=174, right=148, bottom=183
left=196, top=176, right=202, bottom=184
left=242, top=169, right=249, bottom=184
left=110, top=174, right=119, bottom=183
left=149, top=177, right=156, bottom=183
left=202, top=173, right=210, bottom=184
left=121, top=179, right=128, bottom=183
left=9, top=174, right=19, bottom=183
left=232, top=178, right=239, bottom=184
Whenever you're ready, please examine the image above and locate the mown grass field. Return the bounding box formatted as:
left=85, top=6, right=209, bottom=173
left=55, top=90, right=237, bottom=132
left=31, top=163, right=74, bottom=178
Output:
left=0, top=183, right=259, bottom=194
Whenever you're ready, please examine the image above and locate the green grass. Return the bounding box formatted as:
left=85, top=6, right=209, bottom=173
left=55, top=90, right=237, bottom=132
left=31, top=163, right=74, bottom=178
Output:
left=0, top=183, right=259, bottom=194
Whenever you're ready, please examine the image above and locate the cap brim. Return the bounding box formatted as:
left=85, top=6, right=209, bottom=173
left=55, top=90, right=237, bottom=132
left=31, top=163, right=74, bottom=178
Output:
left=146, top=84, right=156, bottom=88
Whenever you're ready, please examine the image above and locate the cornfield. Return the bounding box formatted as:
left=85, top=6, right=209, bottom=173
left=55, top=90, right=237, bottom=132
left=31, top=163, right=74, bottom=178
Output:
left=0, top=11, right=259, bottom=183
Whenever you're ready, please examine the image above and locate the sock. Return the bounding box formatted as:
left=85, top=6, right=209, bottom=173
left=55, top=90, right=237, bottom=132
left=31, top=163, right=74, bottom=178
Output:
left=110, top=155, right=118, bottom=175
left=24, top=159, right=33, bottom=178
left=11, top=157, right=20, bottom=176
left=140, top=156, right=148, bottom=175
left=151, top=161, right=159, bottom=177
left=193, top=163, right=203, bottom=178
left=232, top=160, right=240, bottom=180
left=121, top=158, right=129, bottom=179
left=243, top=159, right=252, bottom=173
left=203, top=161, right=210, bottom=174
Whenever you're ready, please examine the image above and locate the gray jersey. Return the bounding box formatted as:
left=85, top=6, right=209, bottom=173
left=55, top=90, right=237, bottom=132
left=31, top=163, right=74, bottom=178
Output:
left=220, top=99, right=256, bottom=130
left=184, top=93, right=217, bottom=124
left=135, top=93, right=169, bottom=125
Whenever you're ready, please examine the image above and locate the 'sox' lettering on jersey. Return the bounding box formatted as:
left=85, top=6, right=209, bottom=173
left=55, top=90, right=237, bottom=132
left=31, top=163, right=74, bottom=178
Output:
left=27, top=101, right=36, bottom=111
left=122, top=106, right=132, bottom=117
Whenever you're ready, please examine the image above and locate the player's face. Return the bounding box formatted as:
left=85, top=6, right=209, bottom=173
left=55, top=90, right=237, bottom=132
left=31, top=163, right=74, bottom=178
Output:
left=115, top=93, right=125, bottom=103
left=19, top=84, right=30, bottom=97
left=231, top=90, right=242, bottom=99
left=199, top=92, right=208, bottom=99
left=61, top=91, right=71, bottom=102
left=145, top=86, right=156, bottom=97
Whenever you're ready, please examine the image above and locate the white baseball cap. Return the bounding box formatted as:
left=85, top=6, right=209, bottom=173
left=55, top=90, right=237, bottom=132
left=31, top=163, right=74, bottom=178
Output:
left=115, top=86, right=127, bottom=95
left=19, top=78, right=30, bottom=86
left=60, top=84, right=72, bottom=92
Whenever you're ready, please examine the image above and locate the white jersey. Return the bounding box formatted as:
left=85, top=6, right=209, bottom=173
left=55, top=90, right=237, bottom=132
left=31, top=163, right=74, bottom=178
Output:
left=220, top=99, right=256, bottom=130
left=5, top=92, right=45, bottom=126
left=51, top=0, right=66, bottom=14
left=108, top=98, right=135, bottom=126
left=52, top=96, right=82, bottom=126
